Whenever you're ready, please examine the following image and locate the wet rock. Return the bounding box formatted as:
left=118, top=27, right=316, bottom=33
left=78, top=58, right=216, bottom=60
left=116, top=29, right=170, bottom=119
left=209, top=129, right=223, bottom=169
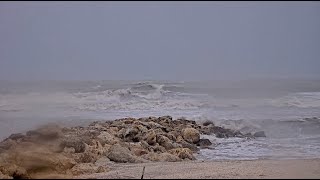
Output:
left=182, top=128, right=200, bottom=144
left=202, top=120, right=214, bottom=126
left=253, top=131, right=266, bottom=138
left=168, top=148, right=195, bottom=160
left=141, top=152, right=181, bottom=162
left=197, top=139, right=212, bottom=147
left=179, top=140, right=199, bottom=152
left=106, top=144, right=146, bottom=163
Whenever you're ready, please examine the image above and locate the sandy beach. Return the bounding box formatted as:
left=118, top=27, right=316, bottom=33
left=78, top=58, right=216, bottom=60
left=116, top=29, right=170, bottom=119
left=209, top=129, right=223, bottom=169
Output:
left=78, top=159, right=320, bottom=179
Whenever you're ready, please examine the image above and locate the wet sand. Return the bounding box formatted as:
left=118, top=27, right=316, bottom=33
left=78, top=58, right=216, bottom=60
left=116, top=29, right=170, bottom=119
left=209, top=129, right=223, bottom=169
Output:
left=77, top=159, right=320, bottom=179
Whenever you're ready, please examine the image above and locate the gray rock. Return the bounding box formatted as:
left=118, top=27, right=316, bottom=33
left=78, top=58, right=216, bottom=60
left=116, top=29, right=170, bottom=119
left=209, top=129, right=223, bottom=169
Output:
left=197, top=139, right=212, bottom=147
left=253, top=131, right=266, bottom=138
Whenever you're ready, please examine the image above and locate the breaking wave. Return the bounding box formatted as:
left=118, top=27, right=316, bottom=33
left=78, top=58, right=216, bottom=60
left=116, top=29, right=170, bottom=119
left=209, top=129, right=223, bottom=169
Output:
left=271, top=92, right=320, bottom=108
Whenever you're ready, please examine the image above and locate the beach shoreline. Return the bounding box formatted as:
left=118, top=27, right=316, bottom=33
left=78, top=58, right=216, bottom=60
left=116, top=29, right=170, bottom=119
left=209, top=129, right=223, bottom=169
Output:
left=77, top=158, right=320, bottom=179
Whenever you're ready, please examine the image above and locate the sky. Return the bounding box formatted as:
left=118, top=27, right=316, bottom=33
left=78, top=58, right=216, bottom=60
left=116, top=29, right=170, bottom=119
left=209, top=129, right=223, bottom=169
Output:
left=0, top=1, right=320, bottom=81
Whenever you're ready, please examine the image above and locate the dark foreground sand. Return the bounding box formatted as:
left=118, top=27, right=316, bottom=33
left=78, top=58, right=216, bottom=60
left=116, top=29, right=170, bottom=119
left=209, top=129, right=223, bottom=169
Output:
left=77, top=159, right=320, bottom=179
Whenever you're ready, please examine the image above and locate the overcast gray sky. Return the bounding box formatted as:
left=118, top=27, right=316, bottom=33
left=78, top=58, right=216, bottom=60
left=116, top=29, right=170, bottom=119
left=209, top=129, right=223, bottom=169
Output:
left=0, top=1, right=320, bottom=81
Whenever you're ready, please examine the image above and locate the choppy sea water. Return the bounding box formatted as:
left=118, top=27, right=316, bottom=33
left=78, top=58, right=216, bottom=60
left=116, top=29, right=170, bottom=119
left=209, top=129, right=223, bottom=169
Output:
left=0, top=79, right=320, bottom=160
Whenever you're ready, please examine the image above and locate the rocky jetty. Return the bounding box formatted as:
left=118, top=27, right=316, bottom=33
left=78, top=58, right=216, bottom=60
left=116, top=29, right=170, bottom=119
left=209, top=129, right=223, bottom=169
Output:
left=0, top=116, right=252, bottom=179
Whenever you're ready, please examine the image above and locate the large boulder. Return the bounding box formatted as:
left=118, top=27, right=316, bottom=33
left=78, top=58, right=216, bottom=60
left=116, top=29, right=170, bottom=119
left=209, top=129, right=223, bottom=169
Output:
left=97, top=132, right=119, bottom=145
left=179, top=140, right=199, bottom=152
left=197, top=139, right=213, bottom=147
left=181, top=128, right=200, bottom=144
left=106, top=144, right=146, bottom=163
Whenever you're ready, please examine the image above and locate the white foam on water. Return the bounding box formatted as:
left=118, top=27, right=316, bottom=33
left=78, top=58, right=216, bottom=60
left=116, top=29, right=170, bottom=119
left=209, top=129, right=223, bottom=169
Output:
left=1, top=81, right=320, bottom=160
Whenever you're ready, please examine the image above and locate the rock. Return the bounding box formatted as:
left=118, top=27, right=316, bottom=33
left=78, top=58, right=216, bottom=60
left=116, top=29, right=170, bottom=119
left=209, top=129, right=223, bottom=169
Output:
left=197, top=139, right=212, bottom=147
left=70, top=163, right=109, bottom=176
left=145, top=130, right=157, bottom=145
left=127, top=142, right=149, bottom=156
left=179, top=141, right=199, bottom=152
left=0, top=139, right=17, bottom=150
left=0, top=171, right=12, bottom=179
left=0, top=164, right=29, bottom=179
left=141, top=152, right=181, bottom=162
left=149, top=143, right=167, bottom=153
left=158, top=116, right=173, bottom=121
left=123, top=126, right=140, bottom=142
left=97, top=131, right=119, bottom=145
left=136, top=125, right=148, bottom=134
left=143, top=122, right=167, bottom=131
left=60, top=138, right=86, bottom=153
left=107, top=144, right=146, bottom=163
left=85, top=139, right=105, bottom=157
left=73, top=152, right=97, bottom=163
left=253, top=131, right=266, bottom=138
left=94, top=157, right=111, bottom=167
left=156, top=135, right=177, bottom=150
left=6, top=133, right=25, bottom=141
left=182, top=128, right=200, bottom=144
left=168, top=148, right=195, bottom=160
left=202, top=120, right=214, bottom=126
left=165, top=132, right=177, bottom=141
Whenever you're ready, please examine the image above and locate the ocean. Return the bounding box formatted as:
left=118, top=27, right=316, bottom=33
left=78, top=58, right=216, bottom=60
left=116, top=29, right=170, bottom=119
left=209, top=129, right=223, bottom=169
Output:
left=1, top=78, right=320, bottom=160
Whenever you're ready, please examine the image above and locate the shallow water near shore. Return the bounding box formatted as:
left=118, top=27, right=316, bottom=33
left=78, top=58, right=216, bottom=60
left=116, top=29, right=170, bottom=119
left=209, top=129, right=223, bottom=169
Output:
left=1, top=79, right=320, bottom=160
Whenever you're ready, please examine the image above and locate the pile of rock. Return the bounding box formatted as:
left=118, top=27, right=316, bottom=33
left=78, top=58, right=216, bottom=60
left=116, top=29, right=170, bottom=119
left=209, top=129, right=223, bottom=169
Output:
left=0, top=116, right=253, bottom=179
